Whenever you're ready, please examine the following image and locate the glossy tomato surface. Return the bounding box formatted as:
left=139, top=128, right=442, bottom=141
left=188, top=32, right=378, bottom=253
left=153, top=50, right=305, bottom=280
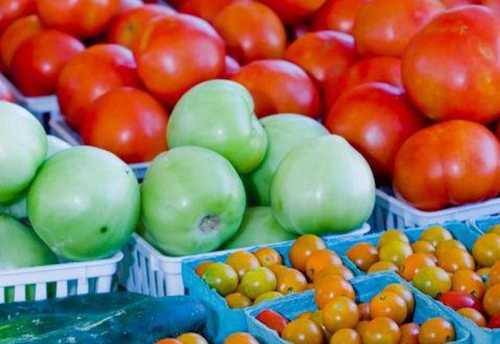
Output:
left=325, top=56, right=402, bottom=109
left=285, top=30, right=357, bottom=87
left=258, top=0, right=326, bottom=24
left=136, top=14, right=225, bottom=107
left=36, top=0, right=120, bottom=38
left=353, top=0, right=444, bottom=57
left=222, top=55, right=240, bottom=78
left=442, top=0, right=481, bottom=7
left=231, top=59, right=321, bottom=118
left=85, top=44, right=139, bottom=86
left=11, top=30, right=84, bottom=96
left=402, top=6, right=500, bottom=123
left=118, top=0, right=143, bottom=13
left=178, top=0, right=234, bottom=23
left=482, top=0, right=500, bottom=11
left=214, top=1, right=286, bottom=64
left=394, top=120, right=500, bottom=211
left=107, top=4, right=174, bottom=52
left=0, top=0, right=35, bottom=32
left=81, top=87, right=168, bottom=163
left=326, top=83, right=424, bottom=179
left=0, top=14, right=41, bottom=71
left=311, top=0, right=370, bottom=33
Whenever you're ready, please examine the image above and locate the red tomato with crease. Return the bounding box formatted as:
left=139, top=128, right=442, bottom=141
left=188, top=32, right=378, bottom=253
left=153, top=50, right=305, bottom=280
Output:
left=353, top=0, right=444, bottom=57
left=325, top=82, right=425, bottom=179
left=0, top=14, right=41, bottom=71
left=402, top=6, right=500, bottom=124
left=442, top=0, right=480, bottom=7
left=311, top=0, right=370, bottom=34
left=394, top=120, right=500, bottom=211
left=81, top=87, right=168, bottom=163
left=178, top=0, right=234, bottom=23
left=85, top=44, right=139, bottom=86
left=136, top=14, right=225, bottom=107
left=258, top=0, right=326, bottom=24
left=0, top=0, right=36, bottom=32
left=57, top=49, right=139, bottom=130
left=222, top=55, right=240, bottom=79
left=231, top=59, right=321, bottom=118
left=107, top=4, right=175, bottom=52
left=36, top=0, right=120, bottom=38
left=214, top=1, right=286, bottom=64
left=285, top=30, right=357, bottom=88
left=325, top=56, right=402, bottom=109
left=10, top=30, right=83, bottom=96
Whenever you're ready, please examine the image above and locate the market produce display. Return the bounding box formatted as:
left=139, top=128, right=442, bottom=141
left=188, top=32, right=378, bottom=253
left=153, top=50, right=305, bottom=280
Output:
left=157, top=332, right=260, bottom=344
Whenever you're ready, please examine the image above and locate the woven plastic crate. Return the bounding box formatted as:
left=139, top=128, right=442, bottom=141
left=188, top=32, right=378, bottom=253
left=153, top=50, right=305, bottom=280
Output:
left=247, top=273, right=471, bottom=344
left=369, top=186, right=500, bottom=232
left=0, top=252, right=122, bottom=304
left=48, top=114, right=149, bottom=179
left=120, top=224, right=369, bottom=297
left=472, top=215, right=500, bottom=234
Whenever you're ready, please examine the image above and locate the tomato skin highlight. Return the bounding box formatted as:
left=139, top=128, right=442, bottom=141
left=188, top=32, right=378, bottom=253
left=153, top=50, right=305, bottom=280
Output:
left=256, top=309, right=289, bottom=335
left=439, top=291, right=482, bottom=312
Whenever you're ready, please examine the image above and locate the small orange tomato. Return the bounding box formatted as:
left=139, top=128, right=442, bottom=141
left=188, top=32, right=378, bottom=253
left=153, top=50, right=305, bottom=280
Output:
left=457, top=308, right=486, bottom=327
left=347, top=242, right=378, bottom=271
left=418, top=318, right=455, bottom=344
left=314, top=275, right=355, bottom=309
left=255, top=247, right=282, bottom=267
left=289, top=235, right=326, bottom=272
left=305, top=249, right=343, bottom=280
left=451, top=270, right=485, bottom=299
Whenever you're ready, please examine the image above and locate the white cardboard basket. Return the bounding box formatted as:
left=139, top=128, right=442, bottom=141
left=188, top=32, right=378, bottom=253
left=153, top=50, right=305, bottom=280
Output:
left=120, top=224, right=370, bottom=297
left=369, top=186, right=500, bottom=232
left=0, top=252, right=123, bottom=304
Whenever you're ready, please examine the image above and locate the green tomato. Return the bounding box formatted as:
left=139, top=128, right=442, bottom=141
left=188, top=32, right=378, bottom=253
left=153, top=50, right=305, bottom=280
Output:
left=224, top=207, right=297, bottom=249
left=412, top=266, right=451, bottom=298
left=28, top=146, right=140, bottom=261
left=167, top=80, right=268, bottom=173
left=254, top=291, right=283, bottom=305
left=247, top=114, right=328, bottom=205
left=271, top=135, right=375, bottom=235
left=202, top=262, right=238, bottom=296
left=0, top=102, right=47, bottom=204
left=239, top=267, right=277, bottom=300
left=142, top=146, right=246, bottom=256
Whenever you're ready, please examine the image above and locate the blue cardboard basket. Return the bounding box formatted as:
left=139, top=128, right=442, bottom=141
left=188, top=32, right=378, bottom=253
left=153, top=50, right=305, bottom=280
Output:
left=472, top=215, right=500, bottom=234
left=247, top=273, right=471, bottom=344
left=181, top=226, right=370, bottom=343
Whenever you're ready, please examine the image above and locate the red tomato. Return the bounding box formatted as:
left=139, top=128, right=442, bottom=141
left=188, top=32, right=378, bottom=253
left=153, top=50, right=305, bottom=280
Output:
left=81, top=87, right=168, bottom=163
left=107, top=4, right=174, bottom=52
left=439, top=291, right=482, bottom=312
left=57, top=50, right=138, bottom=130
left=10, top=30, right=84, bottom=96
left=496, top=122, right=500, bottom=139
left=394, top=120, right=500, bottom=211
left=222, top=55, right=240, bottom=79
left=231, top=59, right=321, bottom=118
left=85, top=44, right=139, bottom=86
left=214, top=1, right=286, bottom=64
left=481, top=0, right=500, bottom=11
left=325, top=56, right=402, bottom=109
left=285, top=30, right=357, bottom=87
left=489, top=315, right=500, bottom=329
left=257, top=0, right=326, bottom=24
left=178, top=0, right=234, bottom=23
left=402, top=6, right=500, bottom=124
left=0, top=0, right=35, bottom=32
left=0, top=76, right=13, bottom=101
left=36, top=0, right=120, bottom=38
left=256, top=309, right=288, bottom=336
left=136, top=14, right=225, bottom=107
left=353, top=0, right=444, bottom=57
left=118, top=0, right=143, bottom=13
left=0, top=14, right=41, bottom=71
left=311, top=0, right=370, bottom=34
left=325, top=82, right=424, bottom=179
left=442, top=0, right=481, bottom=7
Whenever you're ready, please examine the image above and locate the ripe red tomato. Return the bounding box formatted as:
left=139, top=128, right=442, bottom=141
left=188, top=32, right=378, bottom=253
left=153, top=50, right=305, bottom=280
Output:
left=403, top=6, right=500, bottom=124
left=257, top=0, right=326, bottom=24
left=489, top=315, right=500, bottom=329
left=353, top=0, right=444, bottom=57
left=0, top=76, right=13, bottom=101
left=394, top=120, right=500, bottom=211
left=439, top=291, right=482, bottom=312
left=311, top=0, right=370, bottom=34
left=118, top=0, right=143, bottom=13
left=214, top=1, right=286, bottom=64
left=36, top=0, right=120, bottom=38
left=0, top=0, right=36, bottom=32
left=256, top=309, right=289, bottom=336
left=107, top=4, right=174, bottom=52
left=442, top=0, right=481, bottom=7
left=10, top=30, right=83, bottom=96
left=85, top=44, right=139, bottom=86
left=57, top=49, right=138, bottom=130
left=0, top=14, right=41, bottom=71
left=325, top=82, right=424, bottom=179
left=222, top=55, right=240, bottom=79
left=178, top=0, right=234, bottom=23
left=482, top=0, right=500, bottom=12
left=285, top=30, right=357, bottom=87
left=81, top=87, right=168, bottom=163
left=325, top=56, right=402, bottom=109
left=136, top=14, right=225, bottom=107
left=496, top=122, right=500, bottom=139
left=231, top=59, right=321, bottom=118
